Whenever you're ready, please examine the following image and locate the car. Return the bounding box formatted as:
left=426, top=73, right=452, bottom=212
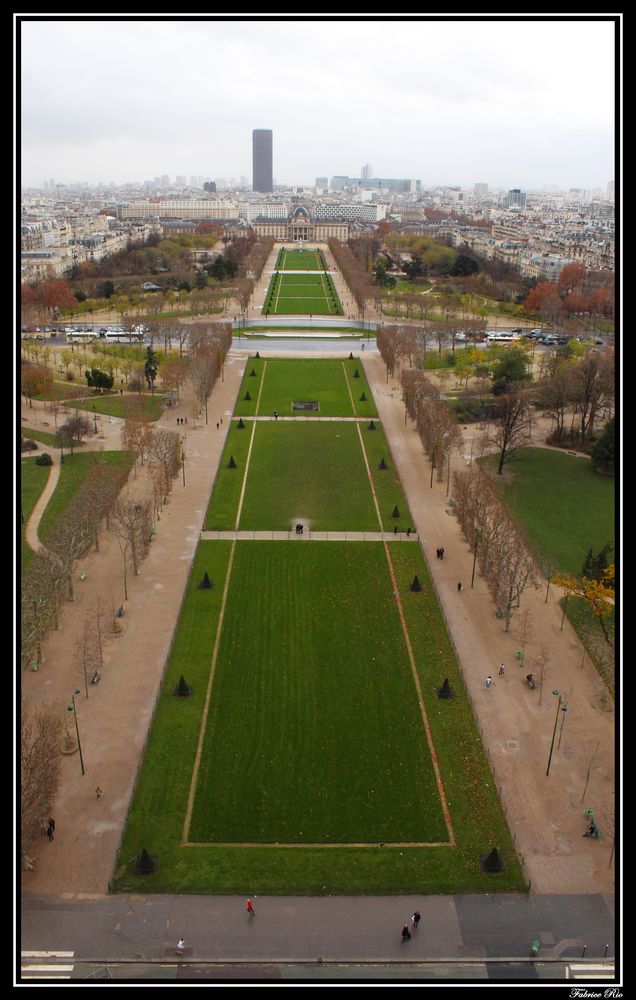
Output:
left=530, top=329, right=543, bottom=336
left=594, top=339, right=604, bottom=345
left=511, top=328, right=524, bottom=334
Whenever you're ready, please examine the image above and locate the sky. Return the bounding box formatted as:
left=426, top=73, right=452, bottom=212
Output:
left=18, top=16, right=618, bottom=191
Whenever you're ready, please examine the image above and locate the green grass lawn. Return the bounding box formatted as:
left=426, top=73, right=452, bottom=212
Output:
left=275, top=248, right=327, bottom=271
left=481, top=447, right=615, bottom=689
left=481, top=448, right=615, bottom=578
left=263, top=272, right=343, bottom=316
left=37, top=450, right=134, bottom=544
left=204, top=420, right=411, bottom=532
left=233, top=357, right=376, bottom=419
left=20, top=459, right=52, bottom=569
left=65, top=392, right=165, bottom=421
left=112, top=541, right=524, bottom=894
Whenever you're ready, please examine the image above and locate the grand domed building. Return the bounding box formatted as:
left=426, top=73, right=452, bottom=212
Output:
left=252, top=203, right=349, bottom=243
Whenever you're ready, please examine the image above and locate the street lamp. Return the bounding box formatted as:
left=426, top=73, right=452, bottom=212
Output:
left=546, top=689, right=567, bottom=776
left=471, top=528, right=481, bottom=589
left=92, top=405, right=98, bottom=434
left=557, top=700, right=569, bottom=749
left=181, top=436, right=186, bottom=487
left=68, top=689, right=85, bottom=775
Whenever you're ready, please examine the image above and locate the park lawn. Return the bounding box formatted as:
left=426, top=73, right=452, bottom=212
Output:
left=37, top=450, right=134, bottom=545
left=481, top=448, right=615, bottom=578
left=189, top=542, right=447, bottom=843
left=20, top=459, right=52, bottom=569
left=21, top=427, right=71, bottom=448
left=112, top=541, right=524, bottom=894
left=203, top=420, right=255, bottom=530
left=236, top=422, right=382, bottom=532
left=263, top=272, right=343, bottom=316
left=275, top=248, right=327, bottom=271
left=65, top=392, right=165, bottom=421
left=360, top=422, right=416, bottom=532
left=233, top=357, right=377, bottom=419
left=481, top=447, right=615, bottom=691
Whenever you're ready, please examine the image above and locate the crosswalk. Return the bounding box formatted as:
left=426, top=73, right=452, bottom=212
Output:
left=567, top=962, right=615, bottom=980
left=20, top=951, right=75, bottom=980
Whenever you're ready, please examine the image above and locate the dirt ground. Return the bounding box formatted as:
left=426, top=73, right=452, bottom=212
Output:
left=20, top=337, right=615, bottom=899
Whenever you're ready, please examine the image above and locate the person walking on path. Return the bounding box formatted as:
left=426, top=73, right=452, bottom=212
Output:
left=498, top=664, right=505, bottom=677
left=411, top=911, right=421, bottom=929
left=95, top=786, right=102, bottom=800
left=401, top=923, right=412, bottom=942
left=246, top=899, right=255, bottom=917
left=439, top=547, right=445, bottom=559
left=175, top=938, right=185, bottom=956
left=457, top=582, right=463, bottom=592
left=485, top=676, right=493, bottom=689
left=46, top=818, right=55, bottom=841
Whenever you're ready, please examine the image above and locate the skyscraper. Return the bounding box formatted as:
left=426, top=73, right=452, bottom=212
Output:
left=252, top=129, right=273, bottom=193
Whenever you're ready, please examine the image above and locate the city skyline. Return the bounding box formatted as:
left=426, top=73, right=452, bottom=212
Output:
left=19, top=16, right=618, bottom=191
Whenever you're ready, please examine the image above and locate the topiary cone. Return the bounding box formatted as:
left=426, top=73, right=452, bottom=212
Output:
left=409, top=574, right=422, bottom=592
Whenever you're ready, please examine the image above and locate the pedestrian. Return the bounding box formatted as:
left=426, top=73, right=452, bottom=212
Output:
left=46, top=818, right=55, bottom=841
left=95, top=786, right=102, bottom=799
left=436, top=548, right=441, bottom=559
left=401, top=923, right=412, bottom=942
left=485, top=676, right=492, bottom=689
left=246, top=898, right=255, bottom=917
left=411, top=910, right=421, bottom=928
left=457, top=582, right=463, bottom=592
left=439, top=547, right=445, bottom=559
left=498, top=664, right=505, bottom=677
left=175, top=938, right=185, bottom=956
left=216, top=422, right=219, bottom=430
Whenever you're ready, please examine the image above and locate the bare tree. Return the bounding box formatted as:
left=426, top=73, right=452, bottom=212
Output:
left=580, top=741, right=601, bottom=803
left=110, top=499, right=152, bottom=598
left=491, top=390, right=532, bottom=474
left=21, top=703, right=61, bottom=870
left=75, top=607, right=101, bottom=697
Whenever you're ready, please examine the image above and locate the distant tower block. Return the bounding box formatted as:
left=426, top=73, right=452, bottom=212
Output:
left=252, top=129, right=273, bottom=193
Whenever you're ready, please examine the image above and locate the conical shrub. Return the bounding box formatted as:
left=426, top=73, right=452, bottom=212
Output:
left=368, top=420, right=376, bottom=430
left=174, top=675, right=192, bottom=697
left=359, top=393, right=367, bottom=402
left=438, top=678, right=454, bottom=699
left=409, top=574, right=422, bottom=592
left=482, top=848, right=504, bottom=873
left=244, top=391, right=251, bottom=401
left=392, top=505, right=400, bottom=519
left=198, top=572, right=213, bottom=589
left=134, top=847, right=158, bottom=874
left=228, top=455, right=237, bottom=469
left=378, top=457, right=388, bottom=469
left=237, top=418, right=245, bottom=429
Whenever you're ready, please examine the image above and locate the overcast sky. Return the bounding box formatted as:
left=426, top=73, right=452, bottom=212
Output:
left=19, top=16, right=618, bottom=191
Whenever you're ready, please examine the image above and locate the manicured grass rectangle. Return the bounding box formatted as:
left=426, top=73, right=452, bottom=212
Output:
left=275, top=248, right=327, bottom=271
left=189, top=542, right=448, bottom=844
left=112, top=540, right=524, bottom=894
left=263, top=272, right=343, bottom=316
left=233, top=357, right=377, bottom=419
left=237, top=422, right=381, bottom=531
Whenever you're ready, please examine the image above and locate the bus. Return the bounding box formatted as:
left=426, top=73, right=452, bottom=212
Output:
left=102, top=329, right=145, bottom=344
left=65, top=329, right=98, bottom=343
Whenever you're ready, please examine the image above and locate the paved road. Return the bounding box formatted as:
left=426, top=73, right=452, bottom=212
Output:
left=20, top=891, right=616, bottom=984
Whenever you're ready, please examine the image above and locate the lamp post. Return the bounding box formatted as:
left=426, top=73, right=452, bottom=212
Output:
left=557, top=700, right=569, bottom=749
left=68, top=689, right=85, bottom=775
left=546, top=689, right=566, bottom=776
left=181, top=436, right=186, bottom=487
left=471, top=528, right=481, bottom=589
left=92, top=405, right=98, bottom=435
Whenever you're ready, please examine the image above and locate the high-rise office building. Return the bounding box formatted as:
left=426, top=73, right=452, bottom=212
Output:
left=361, top=163, right=373, bottom=180
left=252, top=129, right=273, bottom=193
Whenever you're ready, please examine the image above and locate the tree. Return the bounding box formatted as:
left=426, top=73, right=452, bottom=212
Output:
left=554, top=567, right=615, bottom=645
left=21, top=703, right=61, bottom=870
left=591, top=416, right=615, bottom=474
left=75, top=606, right=102, bottom=697
left=143, top=347, right=160, bottom=393
left=57, top=413, right=92, bottom=453
left=21, top=364, right=54, bottom=406
left=85, top=368, right=114, bottom=391
left=492, top=348, right=531, bottom=391
left=110, top=499, right=152, bottom=599
left=491, top=391, right=532, bottom=474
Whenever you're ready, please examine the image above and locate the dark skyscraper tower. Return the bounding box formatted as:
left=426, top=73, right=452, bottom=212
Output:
left=252, top=129, right=273, bottom=193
